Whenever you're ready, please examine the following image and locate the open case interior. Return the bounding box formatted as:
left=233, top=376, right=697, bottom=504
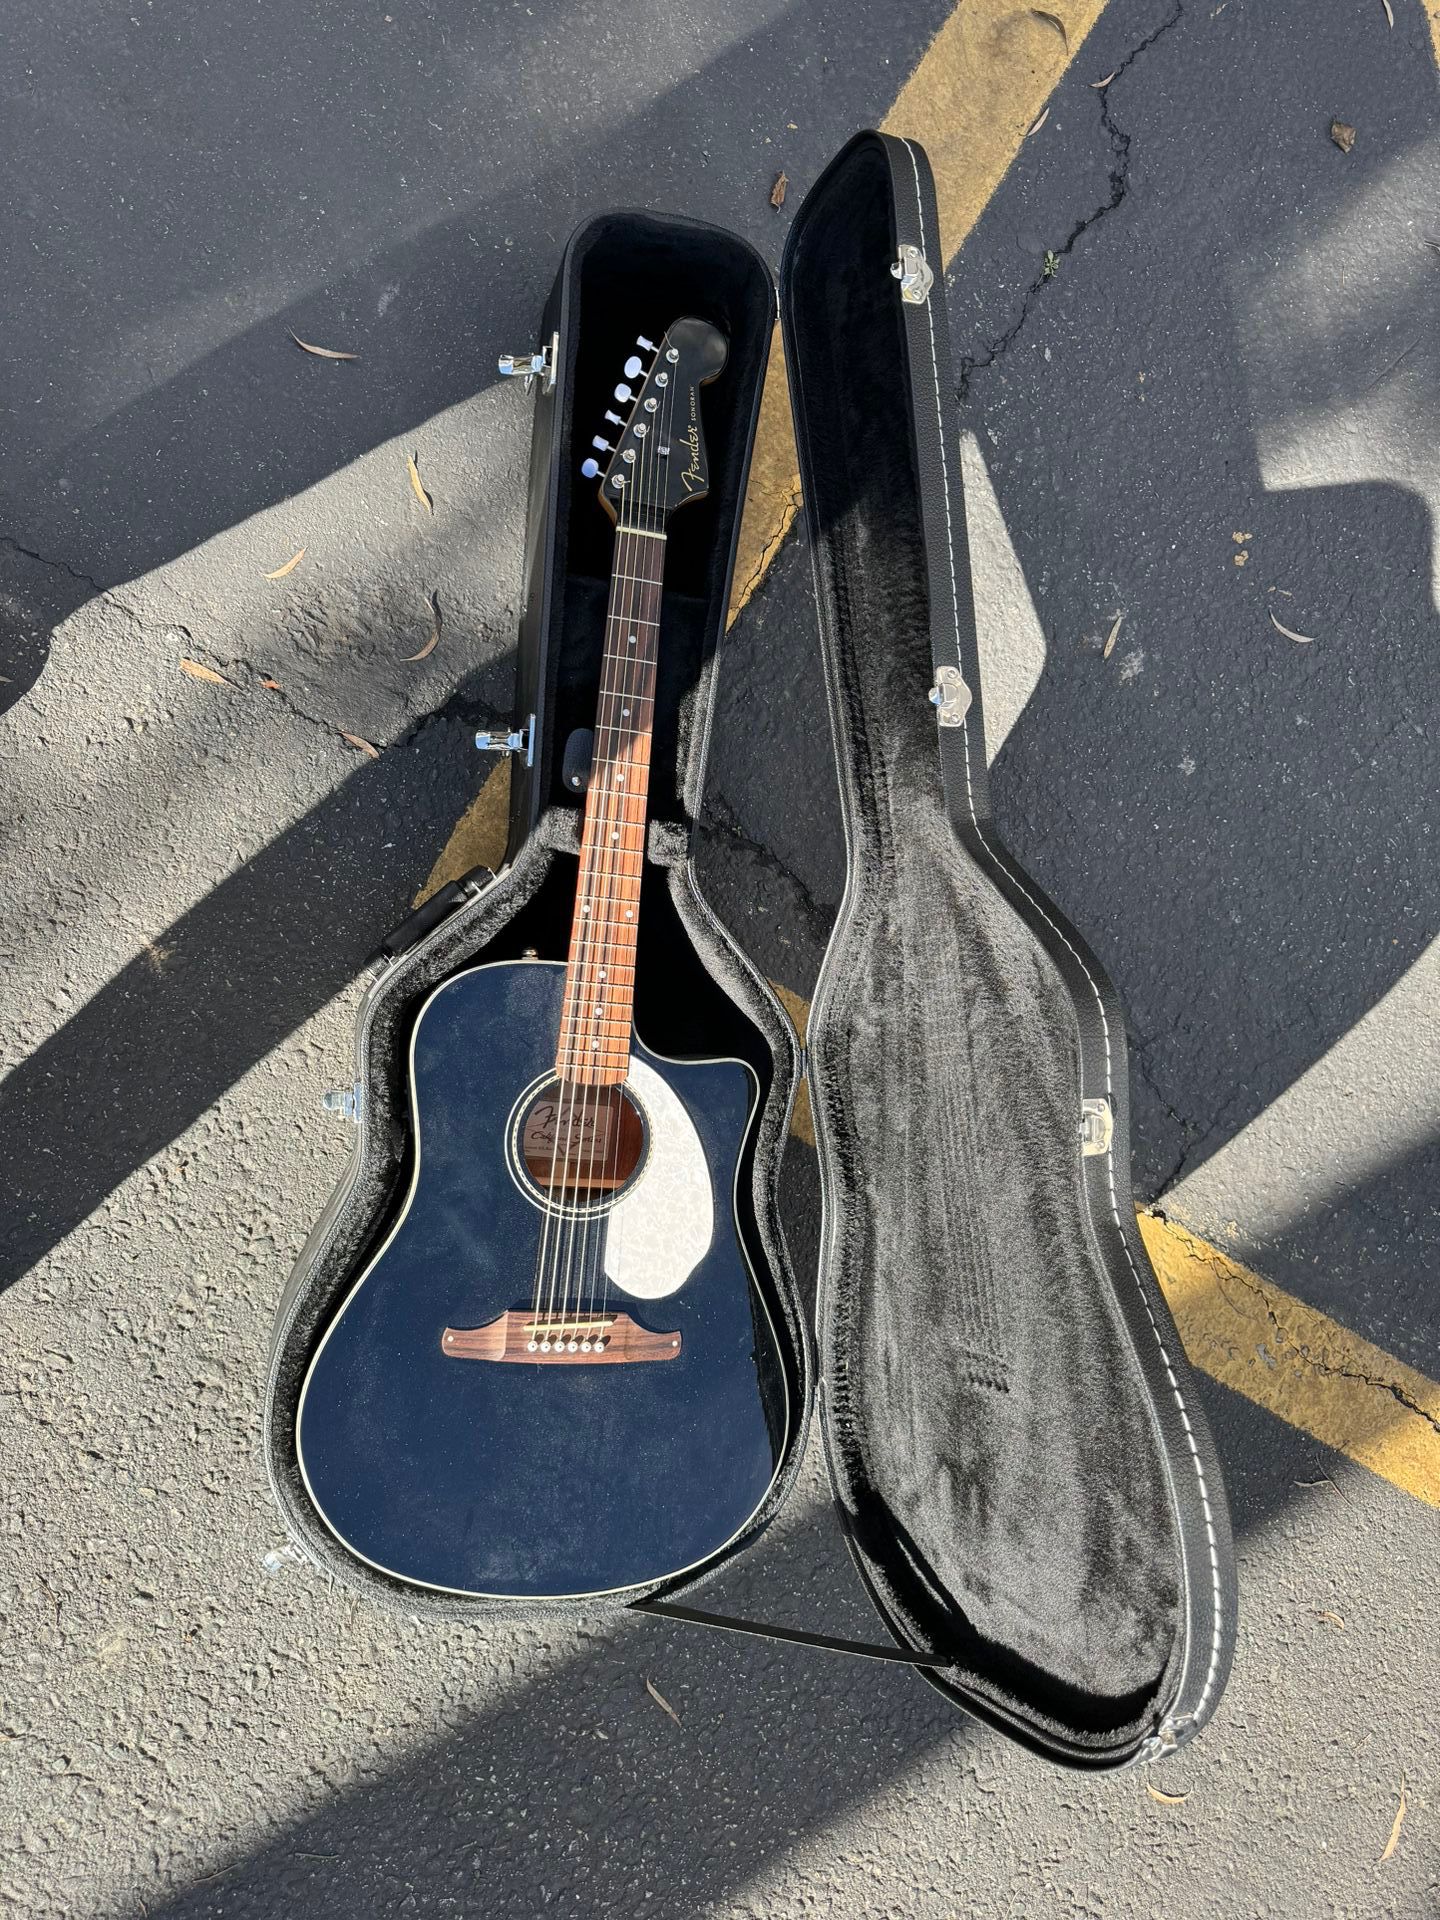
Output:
left=265, top=210, right=811, bottom=1617
left=782, top=133, right=1233, bottom=1763
left=267, top=159, right=1232, bottom=1765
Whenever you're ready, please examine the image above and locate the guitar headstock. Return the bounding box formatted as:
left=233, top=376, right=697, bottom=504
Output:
left=579, top=317, right=728, bottom=528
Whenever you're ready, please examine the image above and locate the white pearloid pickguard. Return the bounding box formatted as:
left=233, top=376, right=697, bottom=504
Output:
left=603, top=1055, right=714, bottom=1299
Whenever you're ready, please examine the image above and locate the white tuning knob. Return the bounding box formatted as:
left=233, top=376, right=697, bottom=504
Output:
left=614, top=382, right=632, bottom=404
left=580, top=458, right=600, bottom=479
left=636, top=335, right=655, bottom=351
left=592, top=435, right=612, bottom=452
left=604, top=409, right=623, bottom=426
left=623, top=355, right=643, bottom=379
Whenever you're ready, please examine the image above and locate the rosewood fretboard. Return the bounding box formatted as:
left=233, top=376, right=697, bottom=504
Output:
left=555, top=523, right=667, bottom=1085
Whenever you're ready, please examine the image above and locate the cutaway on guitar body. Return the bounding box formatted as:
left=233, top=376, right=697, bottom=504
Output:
left=441, top=1309, right=682, bottom=1365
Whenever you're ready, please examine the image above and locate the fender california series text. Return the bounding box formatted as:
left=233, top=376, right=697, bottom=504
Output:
left=296, top=318, right=789, bottom=1597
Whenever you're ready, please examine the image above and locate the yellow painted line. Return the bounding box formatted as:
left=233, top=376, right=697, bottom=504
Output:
left=1429, top=2, right=1440, bottom=68
left=769, top=980, right=815, bottom=1147
left=729, top=0, right=1109, bottom=624
left=1139, top=1214, right=1440, bottom=1509
left=417, top=757, right=511, bottom=904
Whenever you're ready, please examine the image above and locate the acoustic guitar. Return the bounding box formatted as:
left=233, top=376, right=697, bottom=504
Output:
left=296, top=318, right=790, bottom=1597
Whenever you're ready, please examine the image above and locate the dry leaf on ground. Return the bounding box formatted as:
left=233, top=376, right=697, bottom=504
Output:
left=1315, top=1608, right=1346, bottom=1629
left=1027, top=106, right=1050, bottom=137
left=407, top=453, right=434, bottom=514
left=179, top=659, right=231, bottom=686
left=405, top=591, right=442, bottom=661
left=1103, top=613, right=1123, bottom=659
left=1380, top=1780, right=1406, bottom=1863
left=259, top=677, right=282, bottom=690
left=341, top=732, right=381, bottom=759
left=1030, top=8, right=1069, bottom=46
left=1146, top=1784, right=1188, bottom=1805
left=1270, top=610, right=1317, bottom=644
left=1330, top=121, right=1356, bottom=154
left=644, top=1677, right=682, bottom=1728
left=289, top=330, right=358, bottom=361
left=1381, top=0, right=1394, bottom=26
left=770, top=171, right=788, bottom=209
left=263, top=548, right=306, bottom=580
left=1090, top=70, right=1117, bottom=88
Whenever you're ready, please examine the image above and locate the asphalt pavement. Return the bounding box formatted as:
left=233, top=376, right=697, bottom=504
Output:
left=2, top=1, right=1438, bottom=1916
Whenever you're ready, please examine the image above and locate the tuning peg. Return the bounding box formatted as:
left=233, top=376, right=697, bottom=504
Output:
left=614, top=382, right=632, bottom=404
left=580, top=458, right=600, bottom=479
left=592, top=435, right=613, bottom=452
left=623, top=354, right=643, bottom=379
left=636, top=335, right=655, bottom=351
left=604, top=409, right=623, bottom=426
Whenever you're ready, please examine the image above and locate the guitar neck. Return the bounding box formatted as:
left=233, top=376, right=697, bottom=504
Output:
left=555, top=523, right=667, bottom=1085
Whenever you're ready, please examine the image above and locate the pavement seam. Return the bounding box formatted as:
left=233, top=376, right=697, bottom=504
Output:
left=955, top=0, right=1186, bottom=403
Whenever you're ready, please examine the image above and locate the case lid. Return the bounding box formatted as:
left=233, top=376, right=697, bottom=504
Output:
left=774, top=131, right=1235, bottom=1768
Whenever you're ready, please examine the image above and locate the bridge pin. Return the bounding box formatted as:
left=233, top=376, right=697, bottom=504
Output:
left=580, top=1339, right=593, bottom=1352
left=526, top=1340, right=539, bottom=1352
left=567, top=1339, right=580, bottom=1352
left=593, top=1338, right=607, bottom=1353
left=539, top=1339, right=552, bottom=1352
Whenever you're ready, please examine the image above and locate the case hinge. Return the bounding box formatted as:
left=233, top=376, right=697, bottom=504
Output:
left=1080, top=1097, right=1114, bottom=1157
left=928, top=664, right=972, bottom=728
left=475, top=715, right=536, bottom=766
left=497, top=331, right=559, bottom=394
left=890, top=243, right=934, bottom=305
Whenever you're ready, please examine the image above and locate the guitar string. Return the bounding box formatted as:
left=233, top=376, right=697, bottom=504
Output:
left=551, top=355, right=661, bottom=1348
left=529, top=365, right=646, bottom=1347
left=584, top=350, right=676, bottom=1343
left=567, top=356, right=665, bottom=1347
left=577, top=353, right=670, bottom=1345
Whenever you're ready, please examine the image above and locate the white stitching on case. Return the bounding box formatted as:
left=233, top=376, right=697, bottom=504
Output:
left=898, top=136, right=1223, bottom=1726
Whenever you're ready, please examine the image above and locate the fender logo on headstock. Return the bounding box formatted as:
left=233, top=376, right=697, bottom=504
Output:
left=680, top=391, right=704, bottom=495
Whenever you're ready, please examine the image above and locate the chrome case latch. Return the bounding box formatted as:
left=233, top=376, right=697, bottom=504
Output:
left=891, top=243, right=934, bottom=305
left=475, top=714, right=536, bottom=766
left=497, top=330, right=559, bottom=394
left=321, top=1082, right=362, bottom=1123
left=928, top=664, right=972, bottom=728
left=1080, top=1097, right=1114, bottom=1157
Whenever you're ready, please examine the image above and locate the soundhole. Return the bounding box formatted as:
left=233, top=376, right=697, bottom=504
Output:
left=519, top=1080, right=645, bottom=1203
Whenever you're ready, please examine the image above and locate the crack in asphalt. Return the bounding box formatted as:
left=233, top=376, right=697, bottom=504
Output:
left=701, top=792, right=835, bottom=937
left=189, top=642, right=500, bottom=758
left=1, top=537, right=139, bottom=620
left=955, top=0, right=1186, bottom=403
left=1159, top=1213, right=1440, bottom=1437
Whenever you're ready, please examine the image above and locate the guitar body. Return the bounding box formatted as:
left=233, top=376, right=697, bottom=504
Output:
left=296, top=959, right=787, bottom=1597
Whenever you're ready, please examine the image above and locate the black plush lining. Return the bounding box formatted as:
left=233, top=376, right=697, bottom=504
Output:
left=788, top=139, right=1182, bottom=1753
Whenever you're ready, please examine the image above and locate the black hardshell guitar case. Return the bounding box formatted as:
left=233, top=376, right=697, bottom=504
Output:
left=265, top=133, right=1236, bottom=1771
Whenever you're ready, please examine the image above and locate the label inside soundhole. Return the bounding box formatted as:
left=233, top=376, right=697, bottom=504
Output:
left=520, top=1081, right=645, bottom=1200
